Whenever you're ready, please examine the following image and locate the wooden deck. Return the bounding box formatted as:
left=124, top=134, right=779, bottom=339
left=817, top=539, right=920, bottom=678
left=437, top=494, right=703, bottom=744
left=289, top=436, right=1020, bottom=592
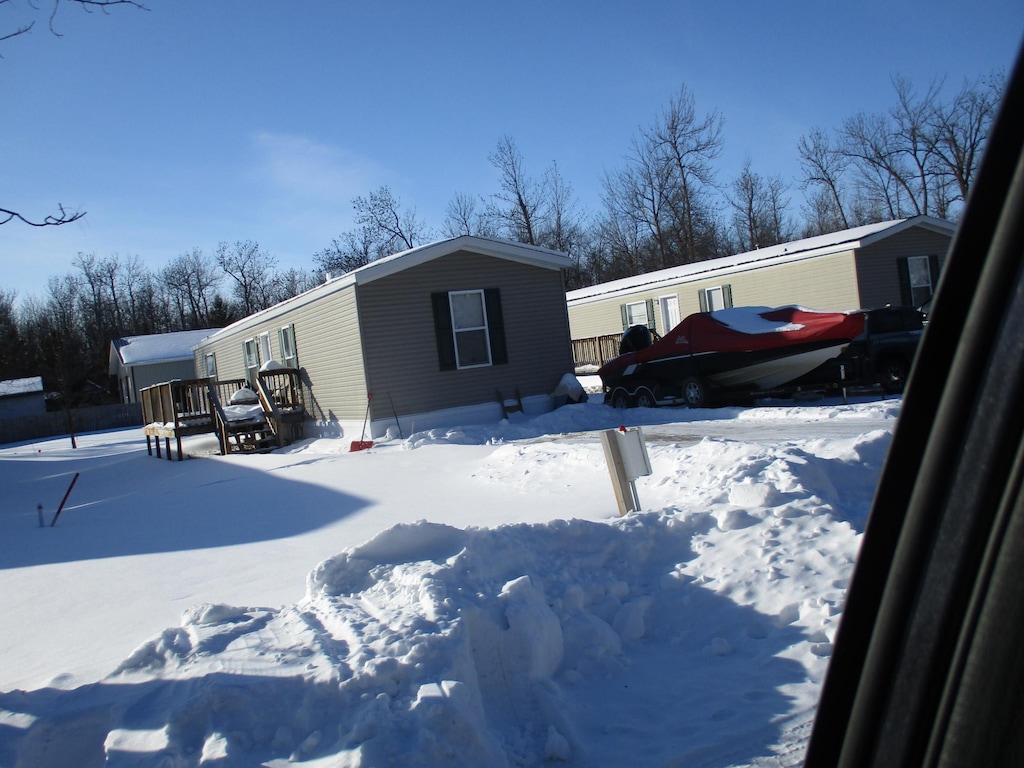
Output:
left=139, top=369, right=306, bottom=460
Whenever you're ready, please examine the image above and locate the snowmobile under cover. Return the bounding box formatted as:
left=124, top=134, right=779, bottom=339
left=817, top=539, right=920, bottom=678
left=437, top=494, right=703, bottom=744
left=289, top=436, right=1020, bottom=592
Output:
left=599, top=306, right=867, bottom=407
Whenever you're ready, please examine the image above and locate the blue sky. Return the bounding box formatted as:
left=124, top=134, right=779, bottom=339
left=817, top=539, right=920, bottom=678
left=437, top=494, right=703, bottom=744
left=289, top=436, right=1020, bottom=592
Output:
left=3, top=1, right=1021, bottom=302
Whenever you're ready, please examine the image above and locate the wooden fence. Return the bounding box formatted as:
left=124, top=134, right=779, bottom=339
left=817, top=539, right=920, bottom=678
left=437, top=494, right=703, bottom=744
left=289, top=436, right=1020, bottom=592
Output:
left=0, top=402, right=143, bottom=446
left=571, top=334, right=622, bottom=370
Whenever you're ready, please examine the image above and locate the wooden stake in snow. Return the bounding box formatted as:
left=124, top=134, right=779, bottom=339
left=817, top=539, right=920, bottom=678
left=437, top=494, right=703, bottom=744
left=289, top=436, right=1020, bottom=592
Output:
left=50, top=472, right=80, bottom=527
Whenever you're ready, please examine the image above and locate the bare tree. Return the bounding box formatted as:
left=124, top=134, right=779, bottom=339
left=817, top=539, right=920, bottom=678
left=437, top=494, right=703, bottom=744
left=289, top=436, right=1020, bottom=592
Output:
left=538, top=162, right=590, bottom=289
left=597, top=84, right=725, bottom=276
left=162, top=248, right=221, bottom=328
left=216, top=240, right=278, bottom=316
left=0, top=287, right=24, bottom=378
left=442, top=192, right=495, bottom=238
left=354, top=186, right=429, bottom=254
left=797, top=127, right=851, bottom=231
left=268, top=267, right=318, bottom=304
left=315, top=186, right=431, bottom=277
left=833, top=74, right=1003, bottom=222
left=486, top=135, right=546, bottom=244
left=645, top=84, right=724, bottom=262
left=601, top=146, right=676, bottom=271
left=727, top=159, right=793, bottom=251
left=925, top=71, right=1004, bottom=209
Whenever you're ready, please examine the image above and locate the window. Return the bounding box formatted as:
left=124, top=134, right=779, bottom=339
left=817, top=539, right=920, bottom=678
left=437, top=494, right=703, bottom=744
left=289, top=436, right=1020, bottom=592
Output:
left=899, top=254, right=940, bottom=308
left=205, top=353, right=217, bottom=378
left=243, top=338, right=260, bottom=382
left=258, top=332, right=272, bottom=365
left=278, top=324, right=297, bottom=368
left=620, top=299, right=656, bottom=331
left=699, top=284, right=733, bottom=312
left=450, top=290, right=491, bottom=368
left=431, top=289, right=508, bottom=371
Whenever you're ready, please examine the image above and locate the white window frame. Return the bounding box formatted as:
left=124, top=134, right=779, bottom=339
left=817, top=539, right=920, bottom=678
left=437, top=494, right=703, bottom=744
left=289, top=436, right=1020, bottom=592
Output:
left=705, top=286, right=727, bottom=311
left=243, top=337, right=260, bottom=382
left=205, top=353, right=217, bottom=379
left=449, top=289, right=492, bottom=369
left=258, top=332, right=272, bottom=366
left=278, top=324, right=297, bottom=368
left=625, top=301, right=649, bottom=328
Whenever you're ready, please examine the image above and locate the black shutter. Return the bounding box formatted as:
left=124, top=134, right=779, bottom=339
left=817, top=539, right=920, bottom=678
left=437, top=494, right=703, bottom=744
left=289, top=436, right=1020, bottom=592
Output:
left=620, top=304, right=629, bottom=330
left=484, top=288, right=508, bottom=365
left=897, top=257, right=913, bottom=307
left=431, top=292, right=457, bottom=371
left=645, top=298, right=656, bottom=331
left=698, top=290, right=708, bottom=313
left=723, top=284, right=734, bottom=308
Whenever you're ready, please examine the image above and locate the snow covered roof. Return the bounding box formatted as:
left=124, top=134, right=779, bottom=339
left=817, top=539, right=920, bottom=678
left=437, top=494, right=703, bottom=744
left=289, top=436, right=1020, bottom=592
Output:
left=567, top=216, right=956, bottom=305
left=109, top=329, right=221, bottom=370
left=0, top=376, right=44, bottom=398
left=203, top=235, right=570, bottom=342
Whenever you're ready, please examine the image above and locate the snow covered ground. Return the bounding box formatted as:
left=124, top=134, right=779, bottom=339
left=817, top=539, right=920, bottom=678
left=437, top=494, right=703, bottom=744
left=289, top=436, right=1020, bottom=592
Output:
left=0, top=392, right=901, bottom=766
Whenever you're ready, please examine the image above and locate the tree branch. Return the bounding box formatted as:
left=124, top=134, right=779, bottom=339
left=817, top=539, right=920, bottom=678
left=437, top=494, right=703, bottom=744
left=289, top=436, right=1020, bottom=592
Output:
left=1, top=0, right=147, bottom=46
left=0, top=203, right=85, bottom=227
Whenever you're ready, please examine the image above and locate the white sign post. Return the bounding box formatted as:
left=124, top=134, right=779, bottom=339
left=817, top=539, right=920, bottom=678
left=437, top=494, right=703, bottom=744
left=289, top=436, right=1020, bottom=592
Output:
left=600, top=426, right=653, bottom=515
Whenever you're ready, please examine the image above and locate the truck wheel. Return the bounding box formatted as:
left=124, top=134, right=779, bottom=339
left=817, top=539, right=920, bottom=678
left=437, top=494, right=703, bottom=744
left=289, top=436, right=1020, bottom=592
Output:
left=879, top=356, right=909, bottom=394
left=682, top=376, right=709, bottom=407
left=635, top=387, right=658, bottom=408
left=610, top=389, right=633, bottom=409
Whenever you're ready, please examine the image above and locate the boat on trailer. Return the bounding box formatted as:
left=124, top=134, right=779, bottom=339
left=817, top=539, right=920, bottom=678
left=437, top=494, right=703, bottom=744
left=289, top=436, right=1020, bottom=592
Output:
left=599, top=306, right=867, bottom=407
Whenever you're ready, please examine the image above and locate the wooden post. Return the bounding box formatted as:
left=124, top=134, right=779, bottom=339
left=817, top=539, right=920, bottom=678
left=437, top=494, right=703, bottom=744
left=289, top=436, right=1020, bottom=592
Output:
left=600, top=429, right=635, bottom=516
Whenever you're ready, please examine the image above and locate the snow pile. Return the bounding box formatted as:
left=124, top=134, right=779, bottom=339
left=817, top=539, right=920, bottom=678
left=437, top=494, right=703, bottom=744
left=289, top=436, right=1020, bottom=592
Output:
left=0, top=405, right=891, bottom=766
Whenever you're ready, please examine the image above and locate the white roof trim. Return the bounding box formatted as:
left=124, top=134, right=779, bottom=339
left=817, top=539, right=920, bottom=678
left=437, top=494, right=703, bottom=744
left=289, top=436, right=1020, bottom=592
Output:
left=352, top=235, right=569, bottom=285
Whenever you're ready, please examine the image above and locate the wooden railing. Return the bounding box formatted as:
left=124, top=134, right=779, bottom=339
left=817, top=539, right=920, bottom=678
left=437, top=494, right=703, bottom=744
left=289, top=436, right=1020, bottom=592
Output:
left=139, top=371, right=306, bottom=460
left=139, top=379, right=219, bottom=460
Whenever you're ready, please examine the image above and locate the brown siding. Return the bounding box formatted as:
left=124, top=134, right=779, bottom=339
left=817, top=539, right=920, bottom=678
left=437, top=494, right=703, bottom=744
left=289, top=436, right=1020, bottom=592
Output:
left=855, top=228, right=952, bottom=308
left=358, top=251, right=573, bottom=419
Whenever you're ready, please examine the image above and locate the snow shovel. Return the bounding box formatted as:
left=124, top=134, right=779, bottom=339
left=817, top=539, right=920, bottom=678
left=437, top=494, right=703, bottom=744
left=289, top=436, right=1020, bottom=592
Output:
left=350, top=393, right=374, bottom=452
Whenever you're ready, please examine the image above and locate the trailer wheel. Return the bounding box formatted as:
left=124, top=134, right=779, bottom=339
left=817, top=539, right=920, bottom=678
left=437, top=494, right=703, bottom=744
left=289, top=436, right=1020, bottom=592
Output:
left=878, top=355, right=909, bottom=394
left=610, top=388, right=633, bottom=409
left=682, top=376, right=709, bottom=407
left=635, top=387, right=659, bottom=408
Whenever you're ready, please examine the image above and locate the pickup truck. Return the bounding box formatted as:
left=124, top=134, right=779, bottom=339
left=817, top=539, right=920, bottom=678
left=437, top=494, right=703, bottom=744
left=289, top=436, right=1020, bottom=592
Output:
left=794, top=306, right=925, bottom=395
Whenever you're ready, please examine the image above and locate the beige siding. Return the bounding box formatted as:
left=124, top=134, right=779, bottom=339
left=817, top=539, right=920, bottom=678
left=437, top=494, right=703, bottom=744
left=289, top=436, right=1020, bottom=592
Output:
left=193, top=287, right=367, bottom=421
left=855, top=228, right=951, bottom=308
left=359, top=251, right=573, bottom=419
left=568, top=251, right=861, bottom=339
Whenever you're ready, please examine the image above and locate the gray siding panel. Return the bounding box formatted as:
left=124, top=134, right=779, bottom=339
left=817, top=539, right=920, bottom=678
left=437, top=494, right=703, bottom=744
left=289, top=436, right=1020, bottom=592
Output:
left=359, top=251, right=573, bottom=419
left=855, top=228, right=952, bottom=308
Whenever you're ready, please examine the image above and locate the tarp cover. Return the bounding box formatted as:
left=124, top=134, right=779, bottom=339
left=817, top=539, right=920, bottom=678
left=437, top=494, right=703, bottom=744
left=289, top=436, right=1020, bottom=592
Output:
left=648, top=306, right=865, bottom=359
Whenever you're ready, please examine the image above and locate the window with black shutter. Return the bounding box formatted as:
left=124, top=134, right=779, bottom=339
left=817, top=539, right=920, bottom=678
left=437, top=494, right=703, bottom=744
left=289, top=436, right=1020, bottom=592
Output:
left=431, top=289, right=508, bottom=370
